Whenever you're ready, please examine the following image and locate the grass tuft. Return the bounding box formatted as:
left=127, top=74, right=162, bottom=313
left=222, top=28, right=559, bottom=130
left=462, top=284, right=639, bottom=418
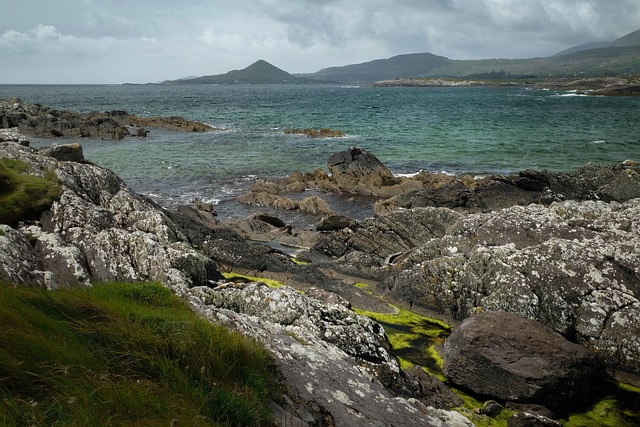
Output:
left=0, top=158, right=61, bottom=226
left=0, top=281, right=278, bottom=426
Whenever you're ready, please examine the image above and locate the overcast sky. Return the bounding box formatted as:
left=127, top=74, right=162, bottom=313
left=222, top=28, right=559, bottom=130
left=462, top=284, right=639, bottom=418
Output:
left=1, top=0, right=639, bottom=84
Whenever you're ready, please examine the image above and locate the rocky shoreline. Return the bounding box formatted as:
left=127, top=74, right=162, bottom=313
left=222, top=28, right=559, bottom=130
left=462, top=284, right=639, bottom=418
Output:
left=2, top=122, right=639, bottom=425
left=0, top=98, right=215, bottom=140
left=370, top=76, right=640, bottom=96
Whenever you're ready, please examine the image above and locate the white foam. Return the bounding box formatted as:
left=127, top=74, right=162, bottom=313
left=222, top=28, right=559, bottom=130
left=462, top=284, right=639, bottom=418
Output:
left=393, top=169, right=456, bottom=178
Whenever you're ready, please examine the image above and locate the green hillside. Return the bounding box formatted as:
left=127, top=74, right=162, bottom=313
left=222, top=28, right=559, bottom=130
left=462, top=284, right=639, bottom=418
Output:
left=167, top=59, right=313, bottom=84
left=163, top=28, right=640, bottom=85
left=308, top=52, right=451, bottom=83
left=304, top=29, right=640, bottom=83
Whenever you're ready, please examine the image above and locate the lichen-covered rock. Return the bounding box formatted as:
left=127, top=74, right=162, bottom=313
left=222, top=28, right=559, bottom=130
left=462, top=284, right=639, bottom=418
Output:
left=311, top=200, right=640, bottom=376
left=21, top=225, right=91, bottom=288
left=444, top=312, right=603, bottom=409
left=0, top=225, right=48, bottom=286
left=189, top=282, right=474, bottom=427
left=0, top=128, right=30, bottom=146
left=39, top=143, right=85, bottom=162
left=0, top=140, right=222, bottom=292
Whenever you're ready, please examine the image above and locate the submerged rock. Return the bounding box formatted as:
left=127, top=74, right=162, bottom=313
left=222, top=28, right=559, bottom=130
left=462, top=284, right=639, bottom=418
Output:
left=284, top=127, right=346, bottom=138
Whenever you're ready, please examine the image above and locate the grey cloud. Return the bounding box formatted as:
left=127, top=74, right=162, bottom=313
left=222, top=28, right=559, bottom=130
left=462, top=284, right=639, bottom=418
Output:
left=1, top=0, right=639, bottom=83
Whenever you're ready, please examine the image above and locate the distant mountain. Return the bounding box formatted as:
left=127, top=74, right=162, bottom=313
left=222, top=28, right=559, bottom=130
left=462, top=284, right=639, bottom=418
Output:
left=166, top=29, right=640, bottom=86
left=165, top=60, right=313, bottom=84
left=611, top=28, right=640, bottom=47
left=305, top=53, right=451, bottom=84
left=553, top=42, right=611, bottom=57
left=303, top=29, right=640, bottom=84
left=555, top=28, right=640, bottom=56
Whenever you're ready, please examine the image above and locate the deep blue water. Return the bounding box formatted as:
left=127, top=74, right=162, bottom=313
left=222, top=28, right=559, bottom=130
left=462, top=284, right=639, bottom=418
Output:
left=2, top=84, right=639, bottom=212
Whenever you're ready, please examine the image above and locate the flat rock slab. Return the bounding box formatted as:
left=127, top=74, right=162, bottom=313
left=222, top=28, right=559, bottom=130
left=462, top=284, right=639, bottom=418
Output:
left=443, top=311, right=603, bottom=409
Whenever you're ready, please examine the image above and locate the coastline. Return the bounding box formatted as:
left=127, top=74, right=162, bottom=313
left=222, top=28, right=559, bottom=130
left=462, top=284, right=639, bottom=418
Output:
left=370, top=76, right=640, bottom=95
left=2, top=98, right=640, bottom=425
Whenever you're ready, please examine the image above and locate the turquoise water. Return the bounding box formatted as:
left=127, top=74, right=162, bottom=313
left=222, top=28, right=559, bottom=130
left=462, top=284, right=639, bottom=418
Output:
left=2, top=84, right=639, bottom=210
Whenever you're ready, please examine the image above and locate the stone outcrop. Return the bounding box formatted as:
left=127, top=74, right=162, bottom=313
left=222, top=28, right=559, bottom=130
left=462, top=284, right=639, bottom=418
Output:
left=0, top=140, right=221, bottom=292
left=372, top=78, right=484, bottom=87
left=327, top=146, right=398, bottom=194
left=1, top=137, right=471, bottom=425
left=39, top=143, right=85, bottom=162
left=0, top=98, right=214, bottom=140
left=189, top=281, right=474, bottom=427
left=3, top=127, right=639, bottom=423
left=534, top=77, right=640, bottom=96
left=308, top=200, right=640, bottom=377
left=111, top=110, right=214, bottom=132
left=238, top=147, right=640, bottom=222
left=443, top=312, right=603, bottom=410
left=376, top=161, right=640, bottom=214
left=0, top=128, right=30, bottom=145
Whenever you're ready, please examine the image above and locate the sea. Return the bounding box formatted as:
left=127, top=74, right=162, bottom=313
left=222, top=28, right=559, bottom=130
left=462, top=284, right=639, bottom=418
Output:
left=2, top=83, right=639, bottom=220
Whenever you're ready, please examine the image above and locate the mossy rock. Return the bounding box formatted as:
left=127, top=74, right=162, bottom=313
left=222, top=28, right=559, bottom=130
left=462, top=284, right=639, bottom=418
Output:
left=0, top=158, right=61, bottom=226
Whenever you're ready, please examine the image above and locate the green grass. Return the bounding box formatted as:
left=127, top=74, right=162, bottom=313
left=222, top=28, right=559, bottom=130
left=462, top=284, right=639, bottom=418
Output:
left=560, top=379, right=640, bottom=427
left=448, top=389, right=516, bottom=427
left=0, top=158, right=61, bottom=226
left=0, top=281, right=278, bottom=426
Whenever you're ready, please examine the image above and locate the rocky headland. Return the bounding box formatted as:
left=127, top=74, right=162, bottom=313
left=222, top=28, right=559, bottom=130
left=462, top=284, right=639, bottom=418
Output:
left=2, top=123, right=639, bottom=426
left=0, top=98, right=215, bottom=140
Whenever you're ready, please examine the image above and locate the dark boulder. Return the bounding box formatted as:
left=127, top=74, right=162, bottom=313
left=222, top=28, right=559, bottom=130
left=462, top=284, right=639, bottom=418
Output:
left=327, top=147, right=397, bottom=194
left=443, top=311, right=604, bottom=410
left=316, top=214, right=354, bottom=232
left=249, top=212, right=286, bottom=228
